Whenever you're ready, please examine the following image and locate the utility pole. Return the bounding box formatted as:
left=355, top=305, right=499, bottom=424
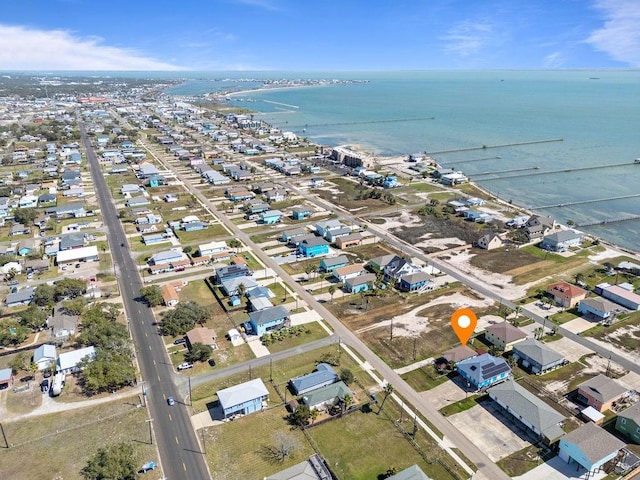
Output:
left=270, top=359, right=273, bottom=382
left=146, top=419, right=154, bottom=445
left=0, top=422, right=8, bottom=448
left=188, top=376, right=192, bottom=406
left=412, top=337, right=417, bottom=361
left=141, top=381, right=146, bottom=407
left=390, top=318, right=394, bottom=341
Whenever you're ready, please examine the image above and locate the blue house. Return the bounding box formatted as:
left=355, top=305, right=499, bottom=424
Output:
left=291, top=207, right=312, bottom=220
left=399, top=272, right=432, bottom=292
left=319, top=255, right=349, bottom=272
left=289, top=363, right=338, bottom=395
left=260, top=210, right=283, bottom=225
left=558, top=423, right=625, bottom=474
left=183, top=221, right=206, bottom=232
left=248, top=306, right=289, bottom=336
left=217, top=378, right=270, bottom=419
left=281, top=228, right=308, bottom=243
left=344, top=273, right=377, bottom=294
left=298, top=237, right=330, bottom=258
left=215, top=264, right=251, bottom=284
left=456, top=353, right=511, bottom=390
left=315, top=220, right=344, bottom=238
left=382, top=176, right=400, bottom=188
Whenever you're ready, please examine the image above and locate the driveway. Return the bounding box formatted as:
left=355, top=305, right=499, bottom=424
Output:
left=546, top=337, right=593, bottom=363
left=420, top=375, right=468, bottom=409
left=514, top=455, right=608, bottom=480
left=562, top=317, right=598, bottom=334
left=448, top=400, right=532, bottom=462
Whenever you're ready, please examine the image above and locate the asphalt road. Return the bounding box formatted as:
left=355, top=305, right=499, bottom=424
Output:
left=80, top=124, right=210, bottom=480
left=143, top=146, right=509, bottom=480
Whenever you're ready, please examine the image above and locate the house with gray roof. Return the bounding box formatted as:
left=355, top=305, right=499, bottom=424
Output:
left=512, top=338, right=565, bottom=374
left=616, top=403, right=640, bottom=443
left=289, top=363, right=339, bottom=395
left=576, top=374, right=628, bottom=412
left=387, top=465, right=432, bottom=480
left=47, top=304, right=79, bottom=339
left=33, top=344, right=57, bottom=370
left=456, top=353, right=511, bottom=390
left=301, top=381, right=352, bottom=410
left=60, top=232, right=85, bottom=251
left=558, top=422, right=625, bottom=473
left=484, top=321, right=527, bottom=351
left=248, top=305, right=289, bottom=336
left=265, top=454, right=332, bottom=480
left=541, top=230, right=583, bottom=252
left=489, top=380, right=566, bottom=444
left=578, top=297, right=624, bottom=322
left=217, top=378, right=269, bottom=418
left=5, top=287, right=35, bottom=307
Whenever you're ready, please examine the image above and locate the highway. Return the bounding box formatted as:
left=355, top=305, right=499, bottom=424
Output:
left=80, top=123, right=210, bottom=480
left=141, top=142, right=509, bottom=480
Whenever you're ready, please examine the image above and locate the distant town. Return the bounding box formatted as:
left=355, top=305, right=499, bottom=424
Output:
left=0, top=75, right=639, bottom=480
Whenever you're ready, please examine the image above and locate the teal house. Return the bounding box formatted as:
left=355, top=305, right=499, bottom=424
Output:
left=217, top=378, right=269, bottom=418
left=260, top=210, right=283, bottom=225
left=298, top=237, right=329, bottom=258
left=291, top=207, right=312, bottom=220
left=345, top=273, right=377, bottom=294
left=558, top=423, right=625, bottom=473
left=319, top=255, right=349, bottom=272
left=616, top=404, right=640, bottom=443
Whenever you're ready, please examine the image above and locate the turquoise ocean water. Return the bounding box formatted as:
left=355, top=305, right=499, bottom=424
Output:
left=167, top=71, right=640, bottom=252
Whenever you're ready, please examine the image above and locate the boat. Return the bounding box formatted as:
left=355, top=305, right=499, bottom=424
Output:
left=634, top=158, right=640, bottom=164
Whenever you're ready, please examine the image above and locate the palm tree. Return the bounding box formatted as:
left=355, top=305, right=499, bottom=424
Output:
left=328, top=285, right=336, bottom=302
left=341, top=393, right=353, bottom=414
left=304, top=264, right=314, bottom=282
left=378, top=383, right=394, bottom=414
left=309, top=408, right=319, bottom=424
left=228, top=239, right=242, bottom=253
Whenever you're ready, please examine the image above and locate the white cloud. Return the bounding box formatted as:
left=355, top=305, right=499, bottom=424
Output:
left=0, top=24, right=184, bottom=71
left=442, top=20, right=494, bottom=57
left=542, top=51, right=566, bottom=68
left=586, top=0, right=640, bottom=66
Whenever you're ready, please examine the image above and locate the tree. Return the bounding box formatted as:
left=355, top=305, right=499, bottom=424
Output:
left=81, top=350, right=136, bottom=394
left=10, top=351, right=33, bottom=373
left=339, top=368, right=354, bottom=385
left=183, top=245, right=193, bottom=255
left=161, top=301, right=210, bottom=336
left=0, top=321, right=29, bottom=346
left=341, top=393, right=353, bottom=413
left=289, top=404, right=312, bottom=428
left=82, top=303, right=120, bottom=324
left=228, top=239, right=242, bottom=253
left=309, top=408, right=319, bottom=424
left=378, top=383, right=394, bottom=414
left=260, top=432, right=300, bottom=464
left=140, top=285, right=163, bottom=307
left=17, top=305, right=47, bottom=330
left=328, top=285, right=336, bottom=301
left=184, top=343, right=213, bottom=363
left=304, top=264, right=315, bottom=281
left=63, top=296, right=88, bottom=315
left=54, top=278, right=87, bottom=301
left=81, top=442, right=138, bottom=480
left=13, top=207, right=37, bottom=226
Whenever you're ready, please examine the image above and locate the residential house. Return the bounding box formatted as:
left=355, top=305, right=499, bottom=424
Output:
left=546, top=281, right=588, bottom=308
left=161, top=284, right=179, bottom=307
left=215, top=264, right=251, bottom=284
left=0, top=368, right=14, bottom=389
left=456, top=353, right=511, bottom=390
left=5, top=288, right=35, bottom=307
left=291, top=207, right=312, bottom=221
left=489, top=380, right=566, bottom=444
left=56, top=245, right=99, bottom=266
left=121, top=184, right=142, bottom=195
left=399, top=272, right=432, bottom=292
left=333, top=263, right=366, bottom=282
left=343, top=273, right=376, bottom=294
left=33, top=344, right=57, bottom=371
left=541, top=230, right=583, bottom=252
left=38, top=193, right=57, bottom=206
left=320, top=255, right=349, bottom=273
left=578, top=297, right=622, bottom=322
left=57, top=346, right=96, bottom=374
left=335, top=233, right=362, bottom=249
left=125, top=197, right=150, bottom=208
left=368, top=254, right=397, bottom=273
left=315, top=220, right=344, bottom=238
left=59, top=232, right=85, bottom=251
left=186, top=327, right=217, bottom=350
left=525, top=215, right=555, bottom=241
left=248, top=305, right=289, bottom=336
left=142, top=232, right=173, bottom=246
left=558, top=422, right=625, bottom=474
left=289, top=363, right=339, bottom=395
left=264, top=454, right=333, bottom=480
left=576, top=374, right=628, bottom=412
left=221, top=276, right=259, bottom=297
left=9, top=223, right=30, bottom=236
left=248, top=296, right=273, bottom=312
left=383, top=256, right=423, bottom=284
left=385, top=465, right=431, bottom=480
left=440, top=172, right=468, bottom=185
left=512, top=338, right=565, bottom=374
left=615, top=404, right=640, bottom=443
left=217, top=378, right=269, bottom=419
left=484, top=321, right=527, bottom=352
left=435, top=345, right=477, bottom=371
left=265, top=188, right=287, bottom=203
left=47, top=305, right=78, bottom=339
left=595, top=283, right=640, bottom=311
left=476, top=233, right=503, bottom=250
left=282, top=228, right=308, bottom=244
left=18, top=194, right=39, bottom=208
left=198, top=241, right=228, bottom=257
left=298, top=237, right=330, bottom=258
left=300, top=381, right=352, bottom=410
left=260, top=210, right=283, bottom=225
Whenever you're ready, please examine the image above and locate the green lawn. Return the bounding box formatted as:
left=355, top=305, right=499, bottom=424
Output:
left=0, top=396, right=161, bottom=480
left=439, top=394, right=485, bottom=417
left=401, top=366, right=452, bottom=392
left=264, top=323, right=330, bottom=354
left=174, top=224, right=229, bottom=243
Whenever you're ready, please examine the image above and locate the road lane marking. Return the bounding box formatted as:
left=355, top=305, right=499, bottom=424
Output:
left=157, top=375, right=161, bottom=381
left=175, top=436, right=179, bottom=445
left=168, top=414, right=172, bottom=421
left=153, top=359, right=156, bottom=365
left=183, top=463, right=187, bottom=471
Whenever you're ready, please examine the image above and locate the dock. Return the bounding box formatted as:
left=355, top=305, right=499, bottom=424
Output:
left=448, top=155, right=502, bottom=165
left=469, top=166, right=539, bottom=177
left=426, top=138, right=563, bottom=155
left=577, top=215, right=640, bottom=228
left=477, top=161, right=637, bottom=182
left=288, top=117, right=435, bottom=130
left=531, top=193, right=640, bottom=210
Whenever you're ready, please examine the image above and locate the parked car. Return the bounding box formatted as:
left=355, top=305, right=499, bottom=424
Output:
left=167, top=396, right=175, bottom=406
left=208, top=359, right=216, bottom=367
left=41, top=379, right=49, bottom=393
left=173, top=338, right=186, bottom=345
left=177, top=362, right=193, bottom=371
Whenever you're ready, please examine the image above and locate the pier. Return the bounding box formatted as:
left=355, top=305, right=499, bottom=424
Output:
left=426, top=138, right=563, bottom=155
left=448, top=155, right=502, bottom=165
left=576, top=215, right=640, bottom=228
left=469, top=166, right=539, bottom=177
left=477, top=161, right=637, bottom=182
left=288, top=116, right=436, bottom=130
left=531, top=193, right=640, bottom=210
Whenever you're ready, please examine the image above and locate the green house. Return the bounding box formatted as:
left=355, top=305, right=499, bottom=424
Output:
left=616, top=404, right=640, bottom=443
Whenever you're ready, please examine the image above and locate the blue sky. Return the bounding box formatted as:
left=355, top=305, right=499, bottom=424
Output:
left=1, top=0, right=639, bottom=70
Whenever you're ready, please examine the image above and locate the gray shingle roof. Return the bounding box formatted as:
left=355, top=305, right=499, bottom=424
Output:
left=512, top=338, right=564, bottom=367
left=577, top=374, right=628, bottom=404
left=618, top=403, right=640, bottom=424
left=561, top=422, right=625, bottom=465
left=249, top=305, right=288, bottom=326
left=489, top=380, right=566, bottom=441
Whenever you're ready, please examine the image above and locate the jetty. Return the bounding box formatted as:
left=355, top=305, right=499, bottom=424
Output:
left=531, top=193, right=640, bottom=210
left=448, top=155, right=502, bottom=165
left=577, top=215, right=640, bottom=228
left=469, top=166, right=539, bottom=177
left=426, top=138, right=563, bottom=155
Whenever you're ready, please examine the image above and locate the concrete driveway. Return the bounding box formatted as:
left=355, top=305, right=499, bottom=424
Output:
left=546, top=337, right=593, bottom=363
left=448, top=400, right=532, bottom=462
left=420, top=375, right=468, bottom=409
left=562, top=317, right=598, bottom=334
left=514, top=455, right=608, bottom=480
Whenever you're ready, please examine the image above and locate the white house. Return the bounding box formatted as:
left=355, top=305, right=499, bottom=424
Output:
left=57, top=346, right=96, bottom=374
left=33, top=344, right=57, bottom=370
